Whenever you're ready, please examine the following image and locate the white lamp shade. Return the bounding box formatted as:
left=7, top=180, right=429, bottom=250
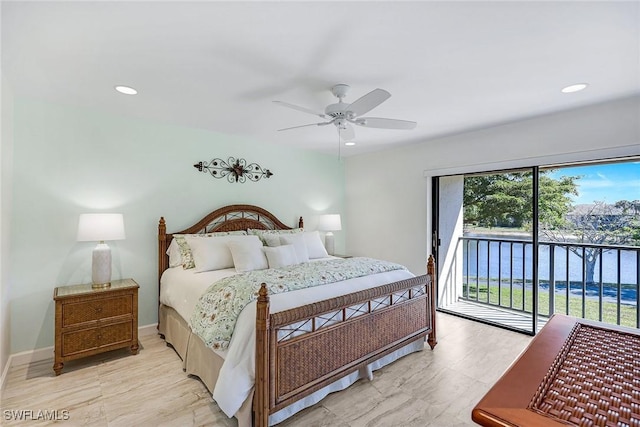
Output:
left=318, top=214, right=341, bottom=256
left=77, top=213, right=126, bottom=242
left=318, top=214, right=342, bottom=232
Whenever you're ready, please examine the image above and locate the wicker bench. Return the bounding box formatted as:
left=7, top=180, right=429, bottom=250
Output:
left=472, top=314, right=640, bottom=427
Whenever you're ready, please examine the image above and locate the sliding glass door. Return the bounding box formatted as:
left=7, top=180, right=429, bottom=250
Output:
left=537, top=162, right=640, bottom=329
left=434, top=169, right=538, bottom=334
left=433, top=157, right=639, bottom=334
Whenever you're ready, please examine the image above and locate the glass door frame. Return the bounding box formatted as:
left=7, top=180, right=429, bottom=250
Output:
left=432, top=166, right=540, bottom=335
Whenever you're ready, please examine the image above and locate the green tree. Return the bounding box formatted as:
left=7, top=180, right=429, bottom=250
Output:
left=537, top=174, right=580, bottom=229
left=615, top=200, right=640, bottom=216
left=463, top=171, right=578, bottom=229
left=615, top=200, right=640, bottom=242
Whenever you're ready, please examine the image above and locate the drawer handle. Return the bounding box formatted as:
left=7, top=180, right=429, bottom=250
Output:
left=97, top=334, right=102, bottom=340
left=95, top=307, right=103, bottom=313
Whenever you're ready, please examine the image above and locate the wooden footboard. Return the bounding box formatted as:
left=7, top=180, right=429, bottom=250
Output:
left=254, top=256, right=437, bottom=426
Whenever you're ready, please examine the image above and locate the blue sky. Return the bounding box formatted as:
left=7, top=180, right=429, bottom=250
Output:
left=548, top=162, right=640, bottom=204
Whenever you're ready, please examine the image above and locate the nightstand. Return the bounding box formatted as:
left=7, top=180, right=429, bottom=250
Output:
left=53, top=278, right=139, bottom=375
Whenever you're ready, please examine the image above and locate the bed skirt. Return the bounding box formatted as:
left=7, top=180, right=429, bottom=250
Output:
left=158, top=304, right=425, bottom=426
left=159, top=304, right=255, bottom=426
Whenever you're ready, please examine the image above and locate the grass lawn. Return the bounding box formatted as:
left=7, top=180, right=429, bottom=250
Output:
left=465, top=282, right=638, bottom=329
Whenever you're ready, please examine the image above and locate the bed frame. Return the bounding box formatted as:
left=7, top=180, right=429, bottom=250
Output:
left=158, top=204, right=437, bottom=427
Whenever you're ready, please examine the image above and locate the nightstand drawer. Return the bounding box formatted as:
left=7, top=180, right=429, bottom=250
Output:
left=62, top=321, right=133, bottom=356
left=63, top=295, right=133, bottom=326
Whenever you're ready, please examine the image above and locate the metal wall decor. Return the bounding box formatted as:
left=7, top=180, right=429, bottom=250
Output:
left=194, top=157, right=273, bottom=183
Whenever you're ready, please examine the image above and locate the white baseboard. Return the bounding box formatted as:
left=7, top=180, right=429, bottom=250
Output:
left=138, top=323, right=159, bottom=337
left=10, top=345, right=54, bottom=370
left=0, top=345, right=53, bottom=391
left=1, top=354, right=12, bottom=391
left=0, top=323, right=158, bottom=390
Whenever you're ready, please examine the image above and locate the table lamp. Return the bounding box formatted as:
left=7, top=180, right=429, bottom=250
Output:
left=77, top=213, right=126, bottom=288
left=318, top=214, right=342, bottom=256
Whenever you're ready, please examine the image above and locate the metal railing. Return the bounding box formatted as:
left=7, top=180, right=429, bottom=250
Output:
left=460, top=236, right=640, bottom=329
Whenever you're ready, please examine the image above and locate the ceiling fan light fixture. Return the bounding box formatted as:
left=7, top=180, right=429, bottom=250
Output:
left=115, top=85, right=138, bottom=95
left=331, top=84, right=350, bottom=99
left=273, top=84, right=416, bottom=142
left=561, top=83, right=588, bottom=93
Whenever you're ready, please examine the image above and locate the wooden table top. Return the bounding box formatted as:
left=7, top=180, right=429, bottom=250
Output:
left=472, top=314, right=640, bottom=427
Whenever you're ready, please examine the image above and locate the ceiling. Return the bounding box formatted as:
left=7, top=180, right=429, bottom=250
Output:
left=3, top=1, right=639, bottom=156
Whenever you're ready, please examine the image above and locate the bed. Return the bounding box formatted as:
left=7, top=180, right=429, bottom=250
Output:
left=472, top=314, right=640, bottom=427
left=157, top=204, right=437, bottom=427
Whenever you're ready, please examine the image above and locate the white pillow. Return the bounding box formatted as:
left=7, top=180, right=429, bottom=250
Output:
left=263, top=234, right=282, bottom=247
left=248, top=228, right=303, bottom=245
left=304, top=231, right=329, bottom=259
left=185, top=235, right=253, bottom=272
left=166, top=239, right=182, bottom=268
left=263, top=245, right=299, bottom=268
left=280, top=233, right=310, bottom=263
left=227, top=237, right=268, bottom=273
left=174, top=230, right=247, bottom=269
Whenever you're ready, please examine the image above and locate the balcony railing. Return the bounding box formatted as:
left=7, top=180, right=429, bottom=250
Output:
left=460, top=236, right=640, bottom=329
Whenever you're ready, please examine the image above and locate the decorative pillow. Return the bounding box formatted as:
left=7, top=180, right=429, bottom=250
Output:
left=227, top=237, right=268, bottom=273
left=304, top=231, right=329, bottom=259
left=248, top=228, right=303, bottom=246
left=185, top=234, right=251, bottom=273
left=174, top=231, right=247, bottom=269
left=166, top=239, right=182, bottom=268
left=263, top=234, right=282, bottom=247
left=263, top=245, right=299, bottom=268
left=280, top=233, right=310, bottom=263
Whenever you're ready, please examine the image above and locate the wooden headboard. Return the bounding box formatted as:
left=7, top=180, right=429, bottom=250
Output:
left=158, top=204, right=303, bottom=283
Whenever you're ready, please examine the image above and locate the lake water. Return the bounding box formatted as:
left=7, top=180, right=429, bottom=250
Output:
left=463, top=241, right=639, bottom=304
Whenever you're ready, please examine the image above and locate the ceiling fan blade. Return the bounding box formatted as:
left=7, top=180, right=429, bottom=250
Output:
left=273, top=101, right=327, bottom=118
left=355, top=117, right=417, bottom=130
left=346, top=88, right=391, bottom=116
left=338, top=123, right=355, bottom=141
left=278, top=122, right=330, bottom=131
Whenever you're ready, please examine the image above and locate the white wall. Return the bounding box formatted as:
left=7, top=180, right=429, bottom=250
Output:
left=1, top=69, right=15, bottom=382
left=9, top=98, right=345, bottom=354
left=345, top=96, right=640, bottom=276
left=6, top=94, right=639, bottom=357
left=436, top=175, right=464, bottom=307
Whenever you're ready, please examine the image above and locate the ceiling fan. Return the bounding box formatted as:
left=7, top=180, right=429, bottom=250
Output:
left=273, top=84, right=417, bottom=141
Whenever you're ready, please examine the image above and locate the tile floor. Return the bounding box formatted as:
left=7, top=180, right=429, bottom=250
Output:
left=1, top=313, right=531, bottom=426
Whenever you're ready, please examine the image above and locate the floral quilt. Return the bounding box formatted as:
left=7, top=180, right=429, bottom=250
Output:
left=190, top=257, right=407, bottom=350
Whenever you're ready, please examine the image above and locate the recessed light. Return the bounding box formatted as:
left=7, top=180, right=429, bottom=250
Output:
left=561, top=83, right=588, bottom=93
left=115, top=85, right=138, bottom=95
left=344, top=141, right=356, bottom=146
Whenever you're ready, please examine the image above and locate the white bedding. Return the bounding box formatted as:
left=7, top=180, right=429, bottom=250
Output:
left=160, top=260, right=420, bottom=425
left=160, top=265, right=238, bottom=323
left=159, top=257, right=340, bottom=325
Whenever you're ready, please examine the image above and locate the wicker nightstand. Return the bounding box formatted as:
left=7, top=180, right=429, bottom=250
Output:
left=53, top=278, right=139, bottom=375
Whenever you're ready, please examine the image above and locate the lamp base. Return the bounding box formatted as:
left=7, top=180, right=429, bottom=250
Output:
left=92, top=242, right=112, bottom=287
left=324, top=232, right=335, bottom=256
